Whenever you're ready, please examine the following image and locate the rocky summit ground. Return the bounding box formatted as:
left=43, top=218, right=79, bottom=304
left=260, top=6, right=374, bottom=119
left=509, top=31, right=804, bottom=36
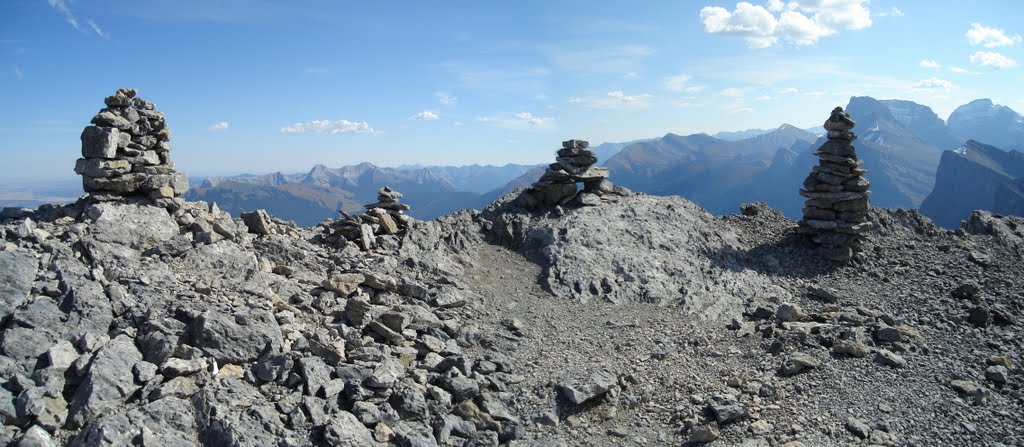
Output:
left=0, top=191, right=1022, bottom=446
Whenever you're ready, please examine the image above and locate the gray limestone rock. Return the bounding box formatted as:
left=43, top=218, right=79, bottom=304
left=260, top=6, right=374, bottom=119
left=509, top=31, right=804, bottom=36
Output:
left=707, top=394, right=748, bottom=425
left=366, top=356, right=404, bottom=388
left=0, top=249, right=37, bottom=322
left=780, top=352, right=821, bottom=376
left=67, top=335, right=143, bottom=428
left=191, top=309, right=283, bottom=364
left=240, top=209, right=275, bottom=235
left=80, top=126, right=121, bottom=159
left=558, top=370, right=616, bottom=405
left=85, top=203, right=178, bottom=250
left=323, top=410, right=377, bottom=446
left=874, top=349, right=907, bottom=368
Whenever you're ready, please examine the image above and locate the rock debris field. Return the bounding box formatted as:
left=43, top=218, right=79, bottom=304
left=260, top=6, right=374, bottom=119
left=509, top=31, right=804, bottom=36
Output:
left=1, top=191, right=1022, bottom=446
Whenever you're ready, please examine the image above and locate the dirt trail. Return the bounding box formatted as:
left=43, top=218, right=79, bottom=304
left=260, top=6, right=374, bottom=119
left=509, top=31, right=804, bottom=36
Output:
left=460, top=241, right=743, bottom=446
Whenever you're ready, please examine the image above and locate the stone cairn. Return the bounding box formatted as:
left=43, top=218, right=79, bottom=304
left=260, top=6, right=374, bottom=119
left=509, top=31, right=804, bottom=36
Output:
left=797, top=106, right=873, bottom=262
left=519, top=139, right=628, bottom=209
left=75, top=88, right=187, bottom=209
left=321, top=186, right=413, bottom=250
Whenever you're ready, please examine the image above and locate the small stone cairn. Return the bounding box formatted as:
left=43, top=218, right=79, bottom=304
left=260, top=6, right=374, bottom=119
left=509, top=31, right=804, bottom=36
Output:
left=75, top=88, right=187, bottom=209
left=519, top=139, right=628, bottom=209
left=321, top=186, right=413, bottom=250
left=797, top=106, right=873, bottom=262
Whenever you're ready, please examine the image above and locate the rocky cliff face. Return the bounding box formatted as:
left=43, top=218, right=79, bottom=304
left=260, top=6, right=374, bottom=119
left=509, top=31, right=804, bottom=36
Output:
left=920, top=140, right=1024, bottom=228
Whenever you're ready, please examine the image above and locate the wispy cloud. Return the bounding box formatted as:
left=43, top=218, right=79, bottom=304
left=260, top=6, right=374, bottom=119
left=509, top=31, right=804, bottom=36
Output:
left=13, top=66, right=24, bottom=80
left=86, top=19, right=107, bottom=38
left=441, top=62, right=549, bottom=94
left=970, top=51, right=1018, bottom=68
left=878, top=6, right=904, bottom=17
left=435, top=91, right=457, bottom=106
left=949, top=66, right=979, bottom=75
left=699, top=0, right=872, bottom=48
left=476, top=112, right=556, bottom=132
left=207, top=121, right=229, bottom=131
left=663, top=73, right=692, bottom=92
left=966, top=23, right=1022, bottom=48
left=280, top=119, right=380, bottom=135
left=410, top=110, right=440, bottom=121
left=549, top=45, right=654, bottom=76
left=911, top=77, right=955, bottom=92
left=568, top=91, right=653, bottom=109
left=47, top=0, right=106, bottom=37
left=779, top=87, right=799, bottom=94
left=719, top=87, right=746, bottom=97
left=920, top=59, right=941, bottom=69
left=47, top=0, right=80, bottom=30
left=46, top=0, right=107, bottom=37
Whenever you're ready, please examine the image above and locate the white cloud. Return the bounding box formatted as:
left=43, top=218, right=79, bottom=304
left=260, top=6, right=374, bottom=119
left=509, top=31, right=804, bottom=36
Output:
left=280, top=119, right=380, bottom=135
left=207, top=121, right=229, bottom=131
left=453, top=121, right=463, bottom=127
left=719, top=87, right=745, bottom=97
left=699, top=0, right=871, bottom=48
left=13, top=66, right=24, bottom=80
left=966, top=23, right=1022, bottom=48
left=920, top=59, right=941, bottom=69
left=911, top=77, right=955, bottom=92
left=663, top=73, right=693, bottom=92
left=476, top=112, right=556, bottom=132
left=685, top=85, right=707, bottom=93
left=733, top=107, right=755, bottom=113
left=410, top=110, right=440, bottom=121
left=755, top=95, right=772, bottom=101
left=568, top=90, right=653, bottom=108
left=970, top=51, right=1018, bottom=68
left=435, top=91, right=457, bottom=106
left=804, top=90, right=826, bottom=98
left=878, top=6, right=904, bottom=17
left=779, top=87, right=799, bottom=94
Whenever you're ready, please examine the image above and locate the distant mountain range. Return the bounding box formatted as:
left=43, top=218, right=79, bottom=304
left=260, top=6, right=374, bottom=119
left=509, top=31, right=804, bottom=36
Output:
left=182, top=96, right=1024, bottom=228
left=185, top=163, right=542, bottom=226
left=712, top=126, right=821, bottom=141
left=7, top=97, right=1020, bottom=229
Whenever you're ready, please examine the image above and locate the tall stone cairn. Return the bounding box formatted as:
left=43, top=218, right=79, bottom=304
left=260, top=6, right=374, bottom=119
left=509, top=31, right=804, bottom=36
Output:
left=75, top=88, right=187, bottom=208
left=797, top=106, right=873, bottom=262
left=520, top=139, right=628, bottom=209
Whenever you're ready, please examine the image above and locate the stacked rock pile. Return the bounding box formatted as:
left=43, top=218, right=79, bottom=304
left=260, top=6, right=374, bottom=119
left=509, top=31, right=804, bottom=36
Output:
left=74, top=88, right=187, bottom=209
left=320, top=186, right=413, bottom=250
left=797, top=107, right=873, bottom=262
left=519, top=139, right=629, bottom=209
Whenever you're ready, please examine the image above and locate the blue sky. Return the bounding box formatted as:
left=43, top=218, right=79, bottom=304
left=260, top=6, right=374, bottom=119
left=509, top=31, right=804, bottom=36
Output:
left=0, top=0, right=1022, bottom=179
